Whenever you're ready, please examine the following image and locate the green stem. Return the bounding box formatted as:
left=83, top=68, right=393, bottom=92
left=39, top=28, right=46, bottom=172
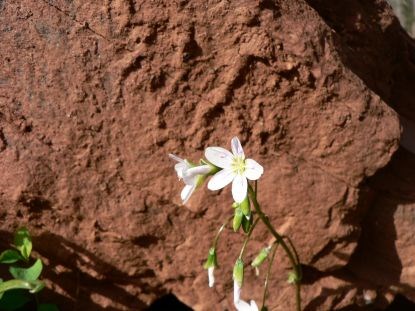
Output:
left=262, top=242, right=279, bottom=309
left=238, top=218, right=260, bottom=259
left=248, top=184, right=302, bottom=311
left=212, top=216, right=233, bottom=249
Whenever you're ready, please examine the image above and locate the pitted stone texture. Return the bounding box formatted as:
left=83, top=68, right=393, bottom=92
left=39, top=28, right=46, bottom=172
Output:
left=0, top=0, right=403, bottom=310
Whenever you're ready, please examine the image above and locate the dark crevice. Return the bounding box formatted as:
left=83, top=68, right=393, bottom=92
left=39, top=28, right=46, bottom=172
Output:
left=147, top=294, right=193, bottom=311
left=384, top=294, right=415, bottom=310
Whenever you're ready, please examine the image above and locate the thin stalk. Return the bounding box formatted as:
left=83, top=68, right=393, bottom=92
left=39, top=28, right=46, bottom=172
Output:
left=283, top=235, right=302, bottom=279
left=248, top=184, right=302, bottom=311
left=262, top=242, right=279, bottom=309
left=212, top=215, right=233, bottom=248
left=239, top=218, right=260, bottom=259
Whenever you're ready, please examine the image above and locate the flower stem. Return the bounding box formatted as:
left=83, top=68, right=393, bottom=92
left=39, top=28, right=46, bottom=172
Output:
left=262, top=242, right=279, bottom=309
left=248, top=184, right=302, bottom=311
left=238, top=217, right=260, bottom=259
left=212, top=216, right=233, bottom=248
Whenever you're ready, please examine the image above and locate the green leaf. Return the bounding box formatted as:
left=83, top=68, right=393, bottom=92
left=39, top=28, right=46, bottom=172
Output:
left=0, top=289, right=32, bottom=311
left=13, top=228, right=32, bottom=260
left=0, top=250, right=23, bottom=264
left=0, top=279, right=43, bottom=294
left=38, top=304, right=60, bottom=311
left=233, top=207, right=243, bottom=232
left=9, top=259, right=43, bottom=282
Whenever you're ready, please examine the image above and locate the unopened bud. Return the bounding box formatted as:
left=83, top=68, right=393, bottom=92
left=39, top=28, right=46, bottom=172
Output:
left=251, top=246, right=271, bottom=268
left=233, top=207, right=243, bottom=232
left=287, top=270, right=299, bottom=284
left=240, top=196, right=250, bottom=216
left=233, top=259, right=244, bottom=287
left=203, top=248, right=218, bottom=269
left=241, top=213, right=252, bottom=233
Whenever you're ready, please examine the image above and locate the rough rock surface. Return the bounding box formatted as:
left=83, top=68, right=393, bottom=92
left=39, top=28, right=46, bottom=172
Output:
left=0, top=0, right=411, bottom=310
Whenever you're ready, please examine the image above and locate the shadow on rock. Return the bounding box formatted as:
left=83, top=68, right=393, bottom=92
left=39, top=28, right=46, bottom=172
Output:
left=0, top=231, right=152, bottom=311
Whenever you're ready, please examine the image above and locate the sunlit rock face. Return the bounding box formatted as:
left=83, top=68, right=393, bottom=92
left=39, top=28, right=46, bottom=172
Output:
left=2, top=0, right=415, bottom=310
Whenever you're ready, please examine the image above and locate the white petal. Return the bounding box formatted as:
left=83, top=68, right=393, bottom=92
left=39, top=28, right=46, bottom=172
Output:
left=233, top=279, right=242, bottom=304
left=231, top=137, right=245, bottom=158
left=232, top=175, right=247, bottom=203
left=186, top=165, right=211, bottom=177
left=205, top=147, right=234, bottom=168
left=174, top=162, right=188, bottom=179
left=207, top=169, right=235, bottom=191
left=168, top=153, right=184, bottom=163
left=208, top=267, right=215, bottom=288
left=181, top=184, right=195, bottom=204
left=243, top=159, right=264, bottom=181
left=182, top=165, right=210, bottom=185
left=235, top=300, right=252, bottom=311
left=249, top=301, right=259, bottom=311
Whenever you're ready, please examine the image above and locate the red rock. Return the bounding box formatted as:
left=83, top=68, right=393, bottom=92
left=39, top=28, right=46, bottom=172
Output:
left=0, top=0, right=409, bottom=310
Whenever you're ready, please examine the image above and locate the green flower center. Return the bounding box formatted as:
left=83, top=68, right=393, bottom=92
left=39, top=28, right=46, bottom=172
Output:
left=232, top=156, right=246, bottom=175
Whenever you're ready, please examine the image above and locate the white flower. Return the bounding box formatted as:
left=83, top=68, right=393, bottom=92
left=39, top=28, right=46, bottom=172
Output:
left=169, top=154, right=211, bottom=204
left=208, top=266, right=215, bottom=287
left=205, top=137, right=263, bottom=203
left=233, top=280, right=259, bottom=311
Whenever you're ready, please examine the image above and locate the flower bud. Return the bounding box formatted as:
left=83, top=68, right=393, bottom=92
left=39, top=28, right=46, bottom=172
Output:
left=203, top=248, right=218, bottom=269
left=233, top=259, right=244, bottom=287
left=240, top=196, right=250, bottom=216
left=233, top=207, right=243, bottom=232
left=287, top=270, right=299, bottom=284
left=241, top=213, right=252, bottom=233
left=251, top=246, right=271, bottom=268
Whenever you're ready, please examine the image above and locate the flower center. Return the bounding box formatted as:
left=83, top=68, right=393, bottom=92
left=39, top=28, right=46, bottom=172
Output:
left=232, top=156, right=246, bottom=175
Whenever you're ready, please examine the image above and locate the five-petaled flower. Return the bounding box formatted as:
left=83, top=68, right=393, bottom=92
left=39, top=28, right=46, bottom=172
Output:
left=168, top=154, right=211, bottom=204
left=233, top=280, right=259, bottom=311
left=205, top=137, right=263, bottom=203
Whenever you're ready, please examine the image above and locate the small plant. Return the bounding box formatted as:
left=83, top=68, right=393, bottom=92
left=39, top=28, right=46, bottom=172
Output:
left=169, top=137, right=302, bottom=311
left=0, top=227, right=58, bottom=311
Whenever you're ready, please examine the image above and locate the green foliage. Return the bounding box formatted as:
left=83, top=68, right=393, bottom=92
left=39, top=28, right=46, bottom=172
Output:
left=0, top=289, right=32, bottom=311
left=0, top=250, right=23, bottom=264
left=9, top=259, right=43, bottom=282
left=13, top=227, right=32, bottom=261
left=37, top=304, right=60, bottom=311
left=0, top=228, right=59, bottom=311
